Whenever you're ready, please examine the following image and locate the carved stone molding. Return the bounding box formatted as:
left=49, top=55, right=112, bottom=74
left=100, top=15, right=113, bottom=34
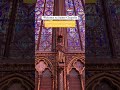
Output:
left=0, top=73, right=34, bottom=89
left=86, top=64, right=120, bottom=71
left=0, top=64, right=34, bottom=71
left=86, top=72, right=120, bottom=89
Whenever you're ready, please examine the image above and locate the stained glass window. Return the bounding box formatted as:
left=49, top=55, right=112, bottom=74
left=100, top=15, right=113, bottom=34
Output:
left=85, top=0, right=111, bottom=57
left=105, top=0, right=120, bottom=56
left=9, top=0, right=35, bottom=58
left=65, top=0, right=85, bottom=51
left=35, top=0, right=54, bottom=51
left=0, top=0, right=12, bottom=56
left=35, top=0, right=85, bottom=52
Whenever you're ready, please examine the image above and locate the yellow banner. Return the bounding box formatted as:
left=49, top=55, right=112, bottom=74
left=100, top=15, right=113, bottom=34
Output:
left=44, top=21, right=76, bottom=28
left=23, top=0, right=36, bottom=4
left=85, top=0, right=96, bottom=3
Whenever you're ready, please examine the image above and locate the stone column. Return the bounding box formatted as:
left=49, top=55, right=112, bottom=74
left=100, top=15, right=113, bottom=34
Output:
left=58, top=69, right=64, bottom=90
left=35, top=61, right=47, bottom=90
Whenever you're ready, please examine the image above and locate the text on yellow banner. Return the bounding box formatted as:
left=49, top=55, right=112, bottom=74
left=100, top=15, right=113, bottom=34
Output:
left=23, top=0, right=36, bottom=4
left=85, top=0, right=96, bottom=3
left=44, top=21, right=76, bottom=28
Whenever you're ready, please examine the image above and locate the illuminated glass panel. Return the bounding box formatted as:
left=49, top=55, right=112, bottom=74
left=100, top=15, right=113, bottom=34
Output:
left=35, top=0, right=54, bottom=51
left=36, top=0, right=84, bottom=52
left=65, top=0, right=85, bottom=51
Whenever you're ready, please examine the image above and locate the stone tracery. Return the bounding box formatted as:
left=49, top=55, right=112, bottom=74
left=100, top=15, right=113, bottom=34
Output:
left=35, top=0, right=85, bottom=90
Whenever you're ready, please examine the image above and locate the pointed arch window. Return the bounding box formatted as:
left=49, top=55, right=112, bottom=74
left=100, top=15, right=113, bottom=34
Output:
left=35, top=0, right=85, bottom=52
left=65, top=0, right=85, bottom=51
left=35, top=0, right=54, bottom=51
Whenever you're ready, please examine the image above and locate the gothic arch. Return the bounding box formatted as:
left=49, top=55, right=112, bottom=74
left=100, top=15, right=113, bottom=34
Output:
left=86, top=73, right=120, bottom=89
left=35, top=57, right=54, bottom=90
left=0, top=73, right=34, bottom=89
left=35, top=57, right=54, bottom=74
left=67, top=56, right=85, bottom=74
left=67, top=56, right=85, bottom=90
